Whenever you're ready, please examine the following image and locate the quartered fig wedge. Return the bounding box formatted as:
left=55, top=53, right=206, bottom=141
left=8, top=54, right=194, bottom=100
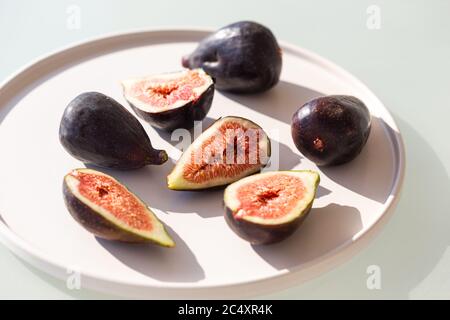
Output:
left=224, top=170, right=320, bottom=245
left=167, top=116, right=271, bottom=190
left=63, top=168, right=175, bottom=246
left=122, top=69, right=214, bottom=131
left=59, top=92, right=168, bottom=170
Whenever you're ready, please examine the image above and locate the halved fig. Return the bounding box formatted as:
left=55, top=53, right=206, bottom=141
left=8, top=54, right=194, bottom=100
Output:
left=167, top=116, right=271, bottom=190
left=122, top=69, right=214, bottom=131
left=63, top=168, right=175, bottom=246
left=224, top=170, right=320, bottom=245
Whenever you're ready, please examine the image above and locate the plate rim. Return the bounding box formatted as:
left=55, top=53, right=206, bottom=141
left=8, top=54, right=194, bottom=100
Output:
left=0, top=27, right=406, bottom=297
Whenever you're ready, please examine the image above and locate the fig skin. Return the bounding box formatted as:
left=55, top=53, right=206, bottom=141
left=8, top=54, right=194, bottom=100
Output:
left=291, top=95, right=371, bottom=166
left=182, top=21, right=282, bottom=93
left=62, top=169, right=175, bottom=246
left=224, top=203, right=312, bottom=245
left=59, top=92, right=167, bottom=169
left=128, top=84, right=214, bottom=131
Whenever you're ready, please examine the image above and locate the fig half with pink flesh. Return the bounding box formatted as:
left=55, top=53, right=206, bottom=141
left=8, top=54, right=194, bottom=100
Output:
left=63, top=168, right=175, bottom=246
left=167, top=116, right=271, bottom=190
left=122, top=69, right=214, bottom=131
left=224, top=170, right=319, bottom=245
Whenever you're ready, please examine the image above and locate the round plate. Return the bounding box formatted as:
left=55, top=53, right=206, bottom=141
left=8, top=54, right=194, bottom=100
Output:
left=0, top=29, right=405, bottom=298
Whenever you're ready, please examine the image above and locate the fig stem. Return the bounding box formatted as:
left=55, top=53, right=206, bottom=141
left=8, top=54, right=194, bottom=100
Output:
left=146, top=150, right=168, bottom=165
left=156, top=150, right=168, bottom=165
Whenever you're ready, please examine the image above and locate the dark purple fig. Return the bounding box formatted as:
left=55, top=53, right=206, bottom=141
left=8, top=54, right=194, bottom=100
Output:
left=224, top=170, right=319, bottom=245
left=122, top=69, right=214, bottom=131
left=291, top=95, right=371, bottom=166
left=63, top=168, right=174, bottom=246
left=182, top=21, right=282, bottom=94
left=59, top=92, right=167, bottom=169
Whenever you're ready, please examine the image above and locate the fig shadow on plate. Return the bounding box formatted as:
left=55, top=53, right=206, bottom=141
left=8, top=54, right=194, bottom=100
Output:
left=96, top=225, right=205, bottom=282
left=367, top=115, right=450, bottom=298
left=220, top=80, right=324, bottom=124
left=252, top=203, right=362, bottom=270
left=264, top=139, right=302, bottom=171
left=152, top=116, right=217, bottom=149
left=319, top=117, right=398, bottom=204
left=316, top=185, right=332, bottom=199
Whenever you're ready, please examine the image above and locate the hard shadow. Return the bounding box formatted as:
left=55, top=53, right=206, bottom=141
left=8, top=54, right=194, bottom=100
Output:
left=264, top=139, right=302, bottom=171
left=200, top=116, right=217, bottom=129
left=316, top=185, right=332, bottom=199
left=319, top=116, right=399, bottom=204
left=152, top=116, right=217, bottom=149
left=96, top=225, right=205, bottom=283
left=352, top=116, right=450, bottom=298
left=221, top=80, right=324, bottom=124
left=253, top=203, right=363, bottom=270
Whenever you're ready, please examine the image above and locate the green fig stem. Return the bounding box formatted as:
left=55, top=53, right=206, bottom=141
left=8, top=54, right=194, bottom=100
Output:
left=151, top=149, right=168, bottom=165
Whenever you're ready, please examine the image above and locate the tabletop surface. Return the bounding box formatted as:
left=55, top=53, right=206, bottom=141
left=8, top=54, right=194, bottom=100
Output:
left=0, top=0, right=449, bottom=299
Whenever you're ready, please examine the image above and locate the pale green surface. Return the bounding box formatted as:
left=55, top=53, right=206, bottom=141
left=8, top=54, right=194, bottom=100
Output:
left=0, top=0, right=449, bottom=299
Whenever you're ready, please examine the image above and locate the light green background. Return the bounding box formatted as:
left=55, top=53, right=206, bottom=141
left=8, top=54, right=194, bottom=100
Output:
left=0, top=0, right=449, bottom=299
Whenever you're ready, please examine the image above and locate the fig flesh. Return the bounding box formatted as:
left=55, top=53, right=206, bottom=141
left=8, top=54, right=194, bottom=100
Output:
left=59, top=92, right=167, bottom=169
left=122, top=69, right=214, bottom=131
left=167, top=116, right=271, bottom=190
left=224, top=170, right=320, bottom=245
left=291, top=95, right=371, bottom=166
left=63, top=168, right=174, bottom=246
left=182, top=21, right=282, bottom=93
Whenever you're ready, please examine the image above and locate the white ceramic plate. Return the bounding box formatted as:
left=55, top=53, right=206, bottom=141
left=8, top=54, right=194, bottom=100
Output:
left=0, top=29, right=405, bottom=298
